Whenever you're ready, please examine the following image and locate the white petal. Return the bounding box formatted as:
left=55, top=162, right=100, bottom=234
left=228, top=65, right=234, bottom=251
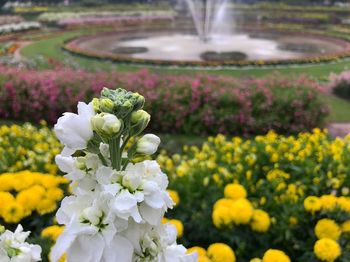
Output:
left=103, top=235, right=133, bottom=262
left=55, top=155, right=75, bottom=173
left=139, top=203, right=164, bottom=225
left=68, top=233, right=104, bottom=262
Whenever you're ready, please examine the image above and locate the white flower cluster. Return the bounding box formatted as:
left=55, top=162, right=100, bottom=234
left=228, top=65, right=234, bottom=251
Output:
left=0, top=22, right=41, bottom=35
left=0, top=225, right=42, bottom=262
left=51, top=88, right=197, bottom=262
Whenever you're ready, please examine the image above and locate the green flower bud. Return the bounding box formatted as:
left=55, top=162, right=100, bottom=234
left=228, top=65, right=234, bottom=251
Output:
left=92, top=98, right=100, bottom=113
left=0, top=225, right=4, bottom=234
left=100, top=98, right=114, bottom=113
left=100, top=88, right=146, bottom=118
left=133, top=93, right=145, bottom=111
left=91, top=113, right=122, bottom=138
left=130, top=110, right=150, bottom=136
left=75, top=157, right=86, bottom=170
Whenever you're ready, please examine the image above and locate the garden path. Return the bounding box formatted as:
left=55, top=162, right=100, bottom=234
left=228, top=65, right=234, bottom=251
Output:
left=327, top=123, right=350, bottom=138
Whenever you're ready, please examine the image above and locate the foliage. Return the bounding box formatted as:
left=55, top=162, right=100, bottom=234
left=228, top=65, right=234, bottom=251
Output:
left=158, top=130, right=350, bottom=261
left=0, top=66, right=328, bottom=135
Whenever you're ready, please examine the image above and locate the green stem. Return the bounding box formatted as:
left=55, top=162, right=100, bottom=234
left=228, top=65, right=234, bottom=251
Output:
left=109, top=137, right=119, bottom=170
left=115, top=136, right=121, bottom=170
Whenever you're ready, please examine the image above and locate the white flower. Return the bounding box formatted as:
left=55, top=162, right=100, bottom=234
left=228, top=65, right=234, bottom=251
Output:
left=0, top=225, right=42, bottom=262
left=91, top=113, right=121, bottom=137
left=54, top=102, right=95, bottom=152
left=136, top=134, right=161, bottom=155
left=122, top=171, right=142, bottom=192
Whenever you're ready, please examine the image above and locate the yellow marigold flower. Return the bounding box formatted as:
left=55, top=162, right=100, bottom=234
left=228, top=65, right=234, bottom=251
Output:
left=41, top=225, right=64, bottom=241
left=212, top=205, right=232, bottom=228
left=213, top=198, right=235, bottom=210
left=187, top=246, right=207, bottom=256
left=230, top=199, right=254, bottom=225
left=224, top=184, right=247, bottom=200
left=341, top=220, right=350, bottom=233
left=250, top=209, right=271, bottom=233
left=167, top=190, right=180, bottom=206
left=169, top=219, right=184, bottom=238
left=337, top=197, right=350, bottom=212
left=250, top=259, right=262, bottom=262
left=314, top=238, right=341, bottom=262
left=36, top=199, right=57, bottom=215
left=2, top=201, right=25, bottom=223
left=0, top=192, right=15, bottom=213
left=262, top=249, right=291, bottom=262
left=207, top=243, right=236, bottom=262
left=16, top=189, right=42, bottom=212
left=47, top=188, right=64, bottom=202
left=304, top=196, right=322, bottom=213
left=320, top=195, right=338, bottom=211
left=198, top=256, right=212, bottom=262
left=315, top=219, right=341, bottom=240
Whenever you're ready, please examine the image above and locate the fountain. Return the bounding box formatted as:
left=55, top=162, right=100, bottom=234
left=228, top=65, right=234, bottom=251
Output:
left=183, top=0, right=232, bottom=42
left=65, top=0, right=350, bottom=66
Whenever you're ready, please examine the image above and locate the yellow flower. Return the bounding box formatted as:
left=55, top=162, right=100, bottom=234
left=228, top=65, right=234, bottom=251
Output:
left=262, top=249, right=290, bottom=262
left=341, top=220, right=350, bottom=233
left=250, top=259, right=262, bottom=262
left=47, top=188, right=64, bottom=202
left=169, top=219, right=184, bottom=238
left=16, top=188, right=43, bottom=212
left=0, top=192, right=15, bottom=213
left=187, top=246, right=207, bottom=256
left=198, top=256, right=212, bottom=262
left=207, top=243, right=236, bottom=262
left=320, top=195, right=338, bottom=211
left=41, top=225, right=64, bottom=241
left=212, top=205, right=232, bottom=228
left=250, top=209, right=271, bottom=233
left=337, top=197, right=350, bottom=212
left=2, top=201, right=25, bottom=223
left=36, top=199, right=57, bottom=215
left=303, top=196, right=322, bottom=213
left=167, top=190, right=180, bottom=206
left=314, top=238, right=341, bottom=262
left=224, top=184, right=247, bottom=200
left=230, top=199, right=254, bottom=225
left=213, top=199, right=235, bottom=210
left=315, top=219, right=341, bottom=240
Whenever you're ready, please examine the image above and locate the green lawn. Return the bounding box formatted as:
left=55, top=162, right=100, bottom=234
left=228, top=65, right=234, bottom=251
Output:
left=321, top=94, right=350, bottom=123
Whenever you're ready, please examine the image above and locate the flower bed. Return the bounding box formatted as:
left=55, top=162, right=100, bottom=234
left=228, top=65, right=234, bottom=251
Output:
left=0, top=22, right=41, bottom=35
left=0, top=123, right=61, bottom=174
left=0, top=15, right=23, bottom=26
left=0, top=170, right=67, bottom=232
left=37, top=10, right=175, bottom=23
left=159, top=130, right=350, bottom=261
left=0, top=66, right=328, bottom=135
left=57, top=15, right=173, bottom=29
